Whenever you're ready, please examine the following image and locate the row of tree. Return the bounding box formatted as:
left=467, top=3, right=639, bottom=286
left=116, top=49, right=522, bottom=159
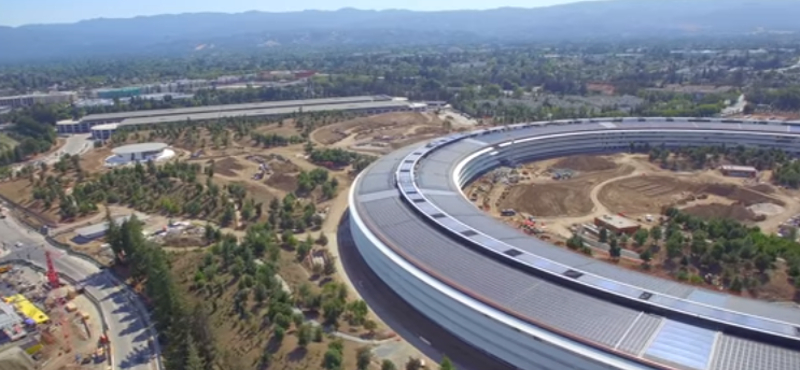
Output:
left=106, top=215, right=215, bottom=370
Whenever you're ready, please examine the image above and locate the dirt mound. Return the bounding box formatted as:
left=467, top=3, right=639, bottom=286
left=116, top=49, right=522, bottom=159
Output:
left=269, top=159, right=300, bottom=174
left=702, top=184, right=783, bottom=206
left=683, top=203, right=757, bottom=222
left=552, top=155, right=616, bottom=172
left=213, top=157, right=245, bottom=177
left=747, top=183, right=775, bottom=194
left=499, top=183, right=593, bottom=217
left=265, top=173, right=298, bottom=193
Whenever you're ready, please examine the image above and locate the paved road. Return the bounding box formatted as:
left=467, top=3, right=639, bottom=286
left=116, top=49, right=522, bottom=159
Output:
left=46, top=134, right=93, bottom=164
left=337, top=211, right=516, bottom=370
left=11, top=134, right=93, bottom=174
left=0, top=216, right=159, bottom=370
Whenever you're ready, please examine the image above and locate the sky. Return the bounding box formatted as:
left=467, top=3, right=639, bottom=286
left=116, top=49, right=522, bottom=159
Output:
left=0, top=0, right=599, bottom=27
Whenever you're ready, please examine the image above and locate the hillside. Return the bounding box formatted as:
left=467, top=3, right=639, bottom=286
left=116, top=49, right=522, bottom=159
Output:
left=0, top=0, right=799, bottom=62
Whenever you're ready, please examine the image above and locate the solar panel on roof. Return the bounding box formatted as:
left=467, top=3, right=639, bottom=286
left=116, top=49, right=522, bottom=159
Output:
left=504, top=249, right=523, bottom=257
left=516, top=253, right=568, bottom=275
left=415, top=201, right=439, bottom=215
left=437, top=217, right=470, bottom=233
left=469, top=234, right=507, bottom=252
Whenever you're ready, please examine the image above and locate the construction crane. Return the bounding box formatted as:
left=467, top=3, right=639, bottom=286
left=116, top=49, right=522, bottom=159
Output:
left=45, top=250, right=73, bottom=353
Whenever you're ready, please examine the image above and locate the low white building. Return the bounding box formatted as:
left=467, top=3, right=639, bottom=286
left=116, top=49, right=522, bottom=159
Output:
left=105, top=142, right=174, bottom=167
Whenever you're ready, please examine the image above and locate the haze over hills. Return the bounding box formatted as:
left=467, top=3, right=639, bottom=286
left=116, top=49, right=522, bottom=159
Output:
left=0, top=0, right=798, bottom=63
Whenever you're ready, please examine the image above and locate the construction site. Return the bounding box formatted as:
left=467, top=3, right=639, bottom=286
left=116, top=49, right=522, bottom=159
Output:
left=467, top=153, right=800, bottom=239
left=0, top=252, right=109, bottom=370
left=465, top=153, right=800, bottom=298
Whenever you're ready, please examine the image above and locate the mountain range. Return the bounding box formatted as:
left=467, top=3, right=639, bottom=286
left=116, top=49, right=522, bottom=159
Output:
left=0, top=0, right=798, bottom=63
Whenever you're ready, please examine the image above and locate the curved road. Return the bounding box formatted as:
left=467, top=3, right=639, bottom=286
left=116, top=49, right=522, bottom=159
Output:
left=0, top=216, right=160, bottom=370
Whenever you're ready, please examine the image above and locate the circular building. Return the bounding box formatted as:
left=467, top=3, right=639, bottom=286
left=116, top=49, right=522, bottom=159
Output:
left=349, top=117, right=800, bottom=370
left=105, top=142, right=174, bottom=167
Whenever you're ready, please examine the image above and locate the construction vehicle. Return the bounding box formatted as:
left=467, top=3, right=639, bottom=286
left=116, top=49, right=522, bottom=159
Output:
left=93, top=347, right=106, bottom=363
left=0, top=265, right=12, bottom=274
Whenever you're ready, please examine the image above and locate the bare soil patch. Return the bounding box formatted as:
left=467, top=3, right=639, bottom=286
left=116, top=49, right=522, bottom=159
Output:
left=599, top=175, right=786, bottom=217
left=312, top=112, right=442, bottom=145
left=704, top=183, right=784, bottom=206
left=501, top=183, right=594, bottom=217
left=683, top=204, right=758, bottom=222
left=498, top=166, right=633, bottom=217
left=552, top=155, right=617, bottom=172
left=265, top=172, right=298, bottom=193
left=212, top=157, right=246, bottom=177
left=251, top=121, right=304, bottom=137
left=748, top=183, right=776, bottom=194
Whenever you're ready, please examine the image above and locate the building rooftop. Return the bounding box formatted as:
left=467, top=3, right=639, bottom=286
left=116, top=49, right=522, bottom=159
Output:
left=0, top=91, right=76, bottom=100
left=596, top=214, right=639, bottom=230
left=0, top=301, right=21, bottom=330
left=91, top=123, right=119, bottom=130
left=111, top=143, right=168, bottom=156
left=118, top=100, right=412, bottom=127
left=720, top=165, right=758, bottom=172
left=80, top=95, right=389, bottom=122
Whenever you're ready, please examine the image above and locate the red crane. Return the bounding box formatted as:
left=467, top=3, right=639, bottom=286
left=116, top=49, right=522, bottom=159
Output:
left=45, top=250, right=60, bottom=289
left=45, top=250, right=72, bottom=352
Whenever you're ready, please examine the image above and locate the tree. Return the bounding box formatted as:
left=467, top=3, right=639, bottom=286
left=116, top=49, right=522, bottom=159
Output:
left=323, top=253, right=337, bottom=275
left=650, top=226, right=662, bottom=242
left=730, top=276, right=744, bottom=293
left=364, top=319, right=378, bottom=334
left=633, top=228, right=649, bottom=247
left=356, top=346, right=373, bottom=370
left=274, top=327, right=285, bottom=343
left=640, top=249, right=653, bottom=267
left=382, top=360, right=398, bottom=370
left=297, top=324, right=312, bottom=348
left=566, top=234, right=584, bottom=250
left=313, top=326, right=324, bottom=342
left=440, top=356, right=456, bottom=370
left=406, top=358, right=423, bottom=370
left=609, top=244, right=622, bottom=261
left=317, top=231, right=329, bottom=246
left=323, top=349, right=343, bottom=370
left=185, top=335, right=206, bottom=370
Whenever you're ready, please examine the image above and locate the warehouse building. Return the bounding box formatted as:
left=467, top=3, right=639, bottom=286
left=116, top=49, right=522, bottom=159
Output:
left=0, top=92, right=76, bottom=109
left=594, top=214, right=641, bottom=235
left=720, top=165, right=758, bottom=178
left=57, top=95, right=413, bottom=134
